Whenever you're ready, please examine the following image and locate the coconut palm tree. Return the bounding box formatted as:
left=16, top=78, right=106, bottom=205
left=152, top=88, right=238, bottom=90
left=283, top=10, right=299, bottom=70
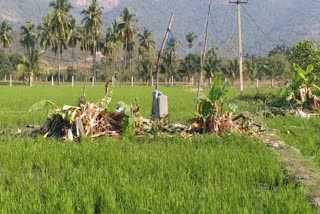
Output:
left=20, top=21, right=38, bottom=51
left=17, top=48, right=47, bottom=86
left=138, top=27, right=155, bottom=52
left=137, top=27, right=155, bottom=85
left=185, top=32, right=197, bottom=53
left=47, top=0, right=73, bottom=84
left=245, top=58, right=258, bottom=85
left=118, top=8, right=138, bottom=81
left=102, top=27, right=119, bottom=80
left=81, top=0, right=104, bottom=84
left=0, top=20, right=13, bottom=81
left=178, top=53, right=200, bottom=83
left=78, top=26, right=92, bottom=81
left=225, top=58, right=239, bottom=83
left=160, top=45, right=179, bottom=84
left=204, top=46, right=221, bottom=79
left=68, top=18, right=78, bottom=74
left=38, top=16, right=57, bottom=51
left=137, top=28, right=154, bottom=56
left=0, top=21, right=12, bottom=49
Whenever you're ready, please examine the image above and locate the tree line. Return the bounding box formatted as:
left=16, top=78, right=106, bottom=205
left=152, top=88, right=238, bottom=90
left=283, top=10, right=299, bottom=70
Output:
left=0, top=0, right=318, bottom=87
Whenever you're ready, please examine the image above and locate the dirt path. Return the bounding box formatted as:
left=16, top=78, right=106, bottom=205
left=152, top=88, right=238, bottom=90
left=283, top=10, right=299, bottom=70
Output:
left=257, top=128, right=320, bottom=209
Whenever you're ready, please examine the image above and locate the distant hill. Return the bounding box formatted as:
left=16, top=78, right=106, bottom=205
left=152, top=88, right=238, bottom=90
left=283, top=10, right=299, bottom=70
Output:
left=1, top=0, right=320, bottom=57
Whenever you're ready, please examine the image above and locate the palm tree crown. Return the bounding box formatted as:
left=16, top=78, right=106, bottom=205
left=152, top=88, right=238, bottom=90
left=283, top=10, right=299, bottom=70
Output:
left=38, top=16, right=57, bottom=51
left=185, top=32, right=197, bottom=50
left=0, top=20, right=12, bottom=48
left=20, top=21, right=38, bottom=51
left=81, top=0, right=104, bottom=38
left=138, top=27, right=155, bottom=52
left=48, top=0, right=72, bottom=40
left=119, top=7, right=138, bottom=51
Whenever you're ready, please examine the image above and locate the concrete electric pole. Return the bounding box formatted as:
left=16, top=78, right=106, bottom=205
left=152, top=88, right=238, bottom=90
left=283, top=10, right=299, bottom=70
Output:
left=229, top=0, right=248, bottom=92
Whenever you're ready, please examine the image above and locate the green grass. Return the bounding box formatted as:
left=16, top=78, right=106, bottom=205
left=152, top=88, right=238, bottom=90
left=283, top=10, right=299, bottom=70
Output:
left=0, top=84, right=196, bottom=129
left=0, top=85, right=317, bottom=212
left=268, top=116, right=320, bottom=167
left=0, top=134, right=314, bottom=213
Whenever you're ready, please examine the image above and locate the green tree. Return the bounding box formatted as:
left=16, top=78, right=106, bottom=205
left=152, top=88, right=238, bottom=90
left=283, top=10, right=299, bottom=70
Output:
left=268, top=43, right=290, bottom=57
left=17, top=48, right=47, bottom=86
left=204, top=46, right=221, bottom=79
left=20, top=21, right=37, bottom=51
left=68, top=18, right=78, bottom=74
left=118, top=8, right=138, bottom=81
left=224, top=58, right=239, bottom=81
left=138, top=27, right=155, bottom=52
left=245, top=58, right=258, bottom=85
left=185, top=32, right=197, bottom=53
left=102, top=27, right=120, bottom=80
left=78, top=26, right=92, bottom=81
left=160, top=41, right=179, bottom=84
left=178, top=53, right=200, bottom=83
left=38, top=16, right=57, bottom=51
left=289, top=40, right=320, bottom=72
left=0, top=20, right=14, bottom=82
left=47, top=0, right=73, bottom=84
left=81, top=0, right=104, bottom=83
left=138, top=27, right=155, bottom=85
left=0, top=21, right=12, bottom=49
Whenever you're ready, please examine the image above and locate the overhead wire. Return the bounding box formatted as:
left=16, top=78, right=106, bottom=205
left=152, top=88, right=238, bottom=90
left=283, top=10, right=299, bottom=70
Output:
left=178, top=0, right=216, bottom=53
left=221, top=11, right=238, bottom=58
left=242, top=5, right=278, bottom=47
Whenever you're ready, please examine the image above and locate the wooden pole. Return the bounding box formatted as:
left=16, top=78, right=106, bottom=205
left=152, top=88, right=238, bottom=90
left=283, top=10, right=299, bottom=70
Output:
left=237, top=3, right=244, bottom=92
left=155, top=13, right=174, bottom=90
left=196, top=0, right=213, bottom=97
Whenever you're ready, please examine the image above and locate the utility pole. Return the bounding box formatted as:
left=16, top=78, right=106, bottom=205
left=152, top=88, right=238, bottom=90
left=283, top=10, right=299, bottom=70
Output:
left=229, top=0, right=248, bottom=92
left=196, top=0, right=213, bottom=97
left=155, top=13, right=174, bottom=90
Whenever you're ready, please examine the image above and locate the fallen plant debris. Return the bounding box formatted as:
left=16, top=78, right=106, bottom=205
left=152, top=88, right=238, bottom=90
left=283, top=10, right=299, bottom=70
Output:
left=29, top=100, right=254, bottom=141
left=24, top=75, right=257, bottom=141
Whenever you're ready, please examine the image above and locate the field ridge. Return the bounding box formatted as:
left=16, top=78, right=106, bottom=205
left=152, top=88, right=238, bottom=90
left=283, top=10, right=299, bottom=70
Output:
left=258, top=127, right=320, bottom=209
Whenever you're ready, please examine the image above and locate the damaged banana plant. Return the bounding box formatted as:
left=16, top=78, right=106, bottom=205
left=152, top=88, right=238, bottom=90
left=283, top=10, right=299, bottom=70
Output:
left=194, top=73, right=247, bottom=134
left=28, top=91, right=135, bottom=141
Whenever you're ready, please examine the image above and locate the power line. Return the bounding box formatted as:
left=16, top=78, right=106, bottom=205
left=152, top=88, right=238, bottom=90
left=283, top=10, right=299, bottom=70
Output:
left=242, top=6, right=278, bottom=46
left=222, top=12, right=237, bottom=51
left=179, top=0, right=217, bottom=53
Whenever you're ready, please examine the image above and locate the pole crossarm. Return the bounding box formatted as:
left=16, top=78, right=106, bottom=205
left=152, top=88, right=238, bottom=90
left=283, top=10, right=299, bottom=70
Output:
left=229, top=0, right=248, bottom=4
